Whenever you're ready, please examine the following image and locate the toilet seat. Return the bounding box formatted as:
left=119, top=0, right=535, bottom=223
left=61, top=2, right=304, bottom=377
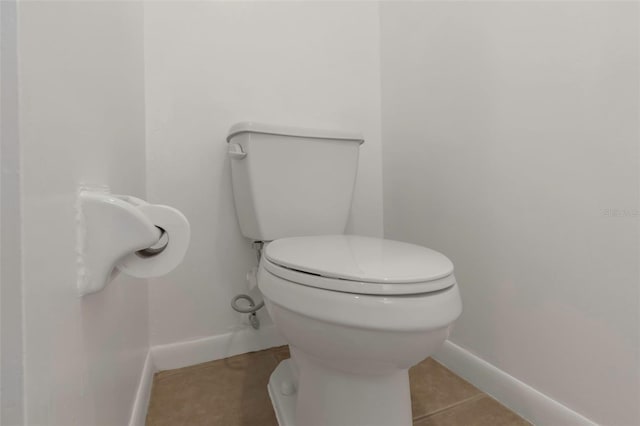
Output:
left=264, top=235, right=455, bottom=295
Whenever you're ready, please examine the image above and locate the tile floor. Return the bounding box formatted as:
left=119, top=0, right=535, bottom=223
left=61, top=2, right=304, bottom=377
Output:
left=146, top=346, right=530, bottom=426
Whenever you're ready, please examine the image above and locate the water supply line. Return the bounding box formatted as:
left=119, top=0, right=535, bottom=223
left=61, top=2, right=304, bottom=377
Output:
left=230, top=242, right=265, bottom=329
left=231, top=294, right=264, bottom=314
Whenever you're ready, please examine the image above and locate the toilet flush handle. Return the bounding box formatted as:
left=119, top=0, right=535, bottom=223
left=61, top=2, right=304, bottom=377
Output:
left=228, top=143, right=247, bottom=160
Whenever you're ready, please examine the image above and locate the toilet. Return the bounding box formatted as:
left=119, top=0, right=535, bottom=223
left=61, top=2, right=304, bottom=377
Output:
left=227, top=122, right=462, bottom=426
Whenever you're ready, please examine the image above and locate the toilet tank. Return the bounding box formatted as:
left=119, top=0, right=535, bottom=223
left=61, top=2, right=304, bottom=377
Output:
left=227, top=122, right=364, bottom=241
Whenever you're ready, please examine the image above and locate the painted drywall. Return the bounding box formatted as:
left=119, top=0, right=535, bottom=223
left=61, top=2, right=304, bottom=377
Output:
left=18, top=2, right=149, bottom=424
left=0, top=1, right=24, bottom=424
left=381, top=2, right=639, bottom=425
left=144, top=1, right=383, bottom=346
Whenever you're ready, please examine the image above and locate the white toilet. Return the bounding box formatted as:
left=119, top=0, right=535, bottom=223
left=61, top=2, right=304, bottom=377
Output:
left=227, top=122, right=462, bottom=426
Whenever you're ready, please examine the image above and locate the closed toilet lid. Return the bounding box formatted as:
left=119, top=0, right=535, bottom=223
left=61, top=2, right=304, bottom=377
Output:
left=263, top=235, right=455, bottom=295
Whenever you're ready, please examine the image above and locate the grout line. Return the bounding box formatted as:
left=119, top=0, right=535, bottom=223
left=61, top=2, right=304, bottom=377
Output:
left=412, top=393, right=486, bottom=422
left=159, top=346, right=285, bottom=377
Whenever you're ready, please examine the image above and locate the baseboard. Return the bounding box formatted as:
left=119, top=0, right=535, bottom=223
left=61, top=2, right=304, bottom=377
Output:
left=128, top=350, right=156, bottom=426
left=150, top=323, right=287, bottom=371
left=433, top=340, right=597, bottom=426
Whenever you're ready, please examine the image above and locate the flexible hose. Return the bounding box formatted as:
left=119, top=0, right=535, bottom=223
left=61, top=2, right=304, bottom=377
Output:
left=231, top=294, right=264, bottom=314
left=230, top=242, right=266, bottom=316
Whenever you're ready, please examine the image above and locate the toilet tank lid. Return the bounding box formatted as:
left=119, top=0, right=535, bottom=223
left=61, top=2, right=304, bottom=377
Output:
left=226, top=122, right=364, bottom=144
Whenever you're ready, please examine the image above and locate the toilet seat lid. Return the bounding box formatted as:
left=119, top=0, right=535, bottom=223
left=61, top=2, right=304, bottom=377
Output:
left=264, top=235, right=454, bottom=294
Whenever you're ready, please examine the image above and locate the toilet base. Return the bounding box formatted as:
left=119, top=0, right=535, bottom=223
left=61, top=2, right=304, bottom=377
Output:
left=268, top=359, right=297, bottom=426
left=268, top=353, right=413, bottom=426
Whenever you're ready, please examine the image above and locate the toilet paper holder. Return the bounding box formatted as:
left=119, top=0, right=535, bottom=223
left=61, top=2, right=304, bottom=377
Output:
left=77, top=188, right=189, bottom=296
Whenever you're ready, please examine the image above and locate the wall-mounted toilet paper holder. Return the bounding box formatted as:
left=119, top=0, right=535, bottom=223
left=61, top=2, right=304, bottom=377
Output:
left=77, top=188, right=190, bottom=296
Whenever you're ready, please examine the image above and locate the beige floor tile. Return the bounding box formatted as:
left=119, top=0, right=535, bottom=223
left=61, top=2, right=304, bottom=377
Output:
left=413, top=395, right=531, bottom=426
left=146, top=349, right=279, bottom=426
left=145, top=372, right=192, bottom=426
left=271, top=345, right=291, bottom=363
left=409, top=358, right=482, bottom=419
left=147, top=348, right=529, bottom=426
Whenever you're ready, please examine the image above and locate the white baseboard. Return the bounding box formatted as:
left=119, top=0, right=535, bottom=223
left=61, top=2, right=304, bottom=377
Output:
left=150, top=323, right=287, bottom=371
left=128, top=350, right=156, bottom=426
left=433, top=340, right=597, bottom=426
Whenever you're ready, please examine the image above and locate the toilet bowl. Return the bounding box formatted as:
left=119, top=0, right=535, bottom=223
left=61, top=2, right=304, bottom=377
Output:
left=258, top=235, right=462, bottom=426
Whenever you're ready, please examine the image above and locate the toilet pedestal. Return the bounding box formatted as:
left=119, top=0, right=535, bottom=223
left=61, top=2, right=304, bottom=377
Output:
left=268, top=350, right=413, bottom=426
left=268, top=360, right=297, bottom=426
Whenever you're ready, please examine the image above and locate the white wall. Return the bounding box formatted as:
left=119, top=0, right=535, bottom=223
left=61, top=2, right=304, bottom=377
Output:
left=18, top=2, right=149, bottom=424
left=381, top=2, right=639, bottom=425
left=145, top=1, right=383, bottom=346
left=0, top=1, right=24, bottom=424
